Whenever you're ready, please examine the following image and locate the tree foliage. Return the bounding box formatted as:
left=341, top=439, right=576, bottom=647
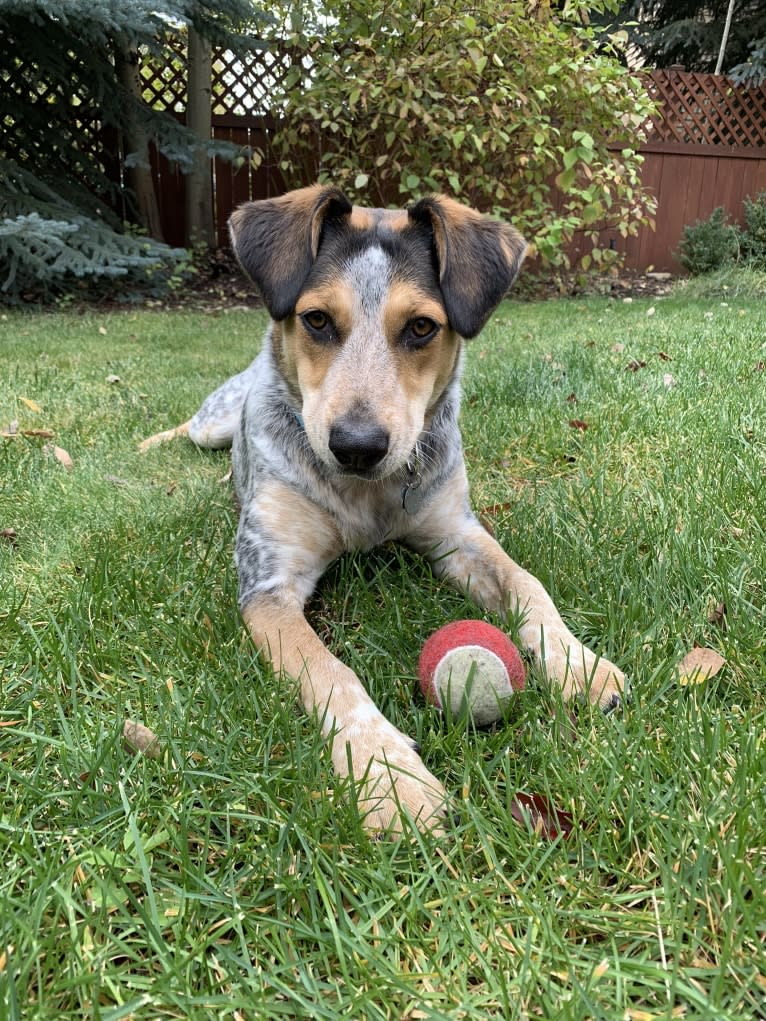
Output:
left=272, top=0, right=657, bottom=270
left=0, top=0, right=264, bottom=303
left=1, top=159, right=187, bottom=299
left=601, top=2, right=766, bottom=83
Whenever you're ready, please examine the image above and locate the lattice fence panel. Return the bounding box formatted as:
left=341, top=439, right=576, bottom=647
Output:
left=644, top=69, right=766, bottom=148
left=211, top=47, right=293, bottom=117
left=139, top=38, right=295, bottom=117
left=140, top=46, right=187, bottom=114
left=2, top=48, right=118, bottom=180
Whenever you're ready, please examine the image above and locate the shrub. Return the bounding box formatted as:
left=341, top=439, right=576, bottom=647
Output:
left=742, top=191, right=766, bottom=268
left=271, top=0, right=656, bottom=272
left=677, top=208, right=741, bottom=276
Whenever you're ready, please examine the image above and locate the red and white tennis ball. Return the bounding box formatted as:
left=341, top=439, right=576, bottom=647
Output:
left=418, top=620, right=525, bottom=725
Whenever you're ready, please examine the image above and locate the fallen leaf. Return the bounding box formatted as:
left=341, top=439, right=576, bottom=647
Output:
left=44, top=444, right=73, bottom=471
left=22, top=428, right=54, bottom=438
left=98, top=326, right=107, bottom=336
left=593, top=959, right=609, bottom=980
left=105, top=374, right=121, bottom=384
left=656, top=351, right=672, bottom=361
left=1, top=528, right=18, bottom=545
left=675, top=647, right=726, bottom=686
left=0, top=720, right=22, bottom=727
left=510, top=791, right=575, bottom=840
left=20, top=397, right=41, bottom=412
left=707, top=602, right=727, bottom=626
left=663, top=373, right=676, bottom=388
left=479, top=501, right=513, bottom=519
left=646, top=306, right=656, bottom=317
left=626, top=360, right=647, bottom=372
left=569, top=419, right=589, bottom=431
left=122, top=719, right=162, bottom=759
left=566, top=392, right=578, bottom=403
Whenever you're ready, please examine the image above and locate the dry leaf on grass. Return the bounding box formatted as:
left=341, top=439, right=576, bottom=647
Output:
left=44, top=443, right=73, bottom=471
left=1, top=528, right=18, bottom=545
left=707, top=601, right=727, bottom=626
left=510, top=792, right=575, bottom=840
left=122, top=719, right=162, bottom=759
left=675, top=647, right=726, bottom=686
left=22, top=428, right=55, bottom=438
left=20, top=397, right=41, bottom=412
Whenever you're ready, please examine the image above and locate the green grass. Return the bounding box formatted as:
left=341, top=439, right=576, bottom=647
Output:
left=1, top=296, right=765, bottom=1020
left=671, top=265, right=766, bottom=301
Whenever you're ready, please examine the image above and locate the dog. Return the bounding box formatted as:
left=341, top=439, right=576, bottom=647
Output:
left=140, top=184, right=625, bottom=835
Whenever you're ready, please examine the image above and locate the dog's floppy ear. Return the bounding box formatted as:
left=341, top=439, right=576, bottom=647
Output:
left=408, top=196, right=526, bottom=339
left=229, top=184, right=352, bottom=320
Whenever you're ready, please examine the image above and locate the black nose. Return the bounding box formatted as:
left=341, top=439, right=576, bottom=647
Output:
left=328, top=416, right=390, bottom=472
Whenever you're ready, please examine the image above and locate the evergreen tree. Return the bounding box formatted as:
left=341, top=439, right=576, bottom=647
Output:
left=0, top=0, right=265, bottom=302
left=602, top=2, right=766, bottom=80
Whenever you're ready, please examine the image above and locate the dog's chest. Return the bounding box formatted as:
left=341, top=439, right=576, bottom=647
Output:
left=320, top=475, right=419, bottom=551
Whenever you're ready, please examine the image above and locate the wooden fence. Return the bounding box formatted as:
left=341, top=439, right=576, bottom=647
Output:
left=140, top=55, right=766, bottom=273
left=606, top=69, right=766, bottom=272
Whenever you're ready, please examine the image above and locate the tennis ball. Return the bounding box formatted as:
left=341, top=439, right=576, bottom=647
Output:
left=418, top=620, right=525, bottom=726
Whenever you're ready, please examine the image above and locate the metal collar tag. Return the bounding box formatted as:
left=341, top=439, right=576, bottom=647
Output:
left=402, top=450, right=425, bottom=515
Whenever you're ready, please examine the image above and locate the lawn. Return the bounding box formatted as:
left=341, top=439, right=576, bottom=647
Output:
left=1, top=295, right=765, bottom=1020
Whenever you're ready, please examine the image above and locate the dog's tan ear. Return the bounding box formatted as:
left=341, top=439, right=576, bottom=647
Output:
left=229, top=185, right=352, bottom=320
left=408, top=196, right=526, bottom=338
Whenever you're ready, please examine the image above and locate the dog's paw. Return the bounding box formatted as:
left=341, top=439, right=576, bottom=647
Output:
left=336, top=718, right=448, bottom=837
left=546, top=642, right=626, bottom=712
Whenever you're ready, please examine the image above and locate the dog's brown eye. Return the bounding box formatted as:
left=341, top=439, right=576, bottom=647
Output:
left=412, top=318, right=435, bottom=337
left=303, top=310, right=328, bottom=331
left=404, top=317, right=438, bottom=348
left=300, top=309, right=336, bottom=342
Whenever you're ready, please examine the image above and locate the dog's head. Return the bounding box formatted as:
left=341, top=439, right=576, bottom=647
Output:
left=229, top=184, right=525, bottom=479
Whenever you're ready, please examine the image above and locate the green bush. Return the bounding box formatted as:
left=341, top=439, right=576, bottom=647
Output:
left=271, top=0, right=657, bottom=273
left=677, top=207, right=742, bottom=276
left=742, top=191, right=766, bottom=268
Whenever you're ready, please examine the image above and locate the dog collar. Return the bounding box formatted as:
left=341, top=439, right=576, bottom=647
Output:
left=402, top=448, right=425, bottom=514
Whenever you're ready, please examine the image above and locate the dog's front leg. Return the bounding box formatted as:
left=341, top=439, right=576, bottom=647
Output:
left=237, top=483, right=447, bottom=835
left=407, top=476, right=625, bottom=709
left=243, top=597, right=447, bottom=834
